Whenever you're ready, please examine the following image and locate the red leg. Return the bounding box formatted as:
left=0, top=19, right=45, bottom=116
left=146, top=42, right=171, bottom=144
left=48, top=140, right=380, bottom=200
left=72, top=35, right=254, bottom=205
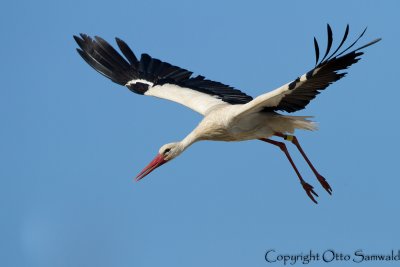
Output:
left=275, top=133, right=332, bottom=195
left=259, top=138, right=318, bottom=204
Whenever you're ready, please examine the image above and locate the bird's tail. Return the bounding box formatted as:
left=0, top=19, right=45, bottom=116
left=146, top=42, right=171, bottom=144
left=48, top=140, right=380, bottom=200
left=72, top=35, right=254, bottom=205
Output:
left=280, top=115, right=318, bottom=132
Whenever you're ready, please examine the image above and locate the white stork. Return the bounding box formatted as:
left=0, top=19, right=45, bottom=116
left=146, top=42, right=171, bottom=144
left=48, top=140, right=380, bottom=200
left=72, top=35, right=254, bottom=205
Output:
left=74, top=25, right=380, bottom=203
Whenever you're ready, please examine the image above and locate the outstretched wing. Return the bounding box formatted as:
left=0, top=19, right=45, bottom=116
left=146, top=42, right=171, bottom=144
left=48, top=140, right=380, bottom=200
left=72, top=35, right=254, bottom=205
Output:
left=237, top=24, right=381, bottom=116
left=74, top=34, right=253, bottom=115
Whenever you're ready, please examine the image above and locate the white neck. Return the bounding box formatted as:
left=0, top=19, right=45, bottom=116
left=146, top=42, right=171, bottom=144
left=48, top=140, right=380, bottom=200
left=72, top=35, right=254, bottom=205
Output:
left=179, top=130, right=201, bottom=152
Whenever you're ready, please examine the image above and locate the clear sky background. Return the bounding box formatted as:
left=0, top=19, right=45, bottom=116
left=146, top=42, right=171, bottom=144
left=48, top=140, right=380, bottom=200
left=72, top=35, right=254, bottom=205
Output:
left=1, top=1, right=399, bottom=266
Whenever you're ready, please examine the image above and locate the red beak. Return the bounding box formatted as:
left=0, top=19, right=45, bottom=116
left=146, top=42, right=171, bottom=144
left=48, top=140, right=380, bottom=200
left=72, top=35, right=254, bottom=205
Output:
left=136, top=153, right=167, bottom=181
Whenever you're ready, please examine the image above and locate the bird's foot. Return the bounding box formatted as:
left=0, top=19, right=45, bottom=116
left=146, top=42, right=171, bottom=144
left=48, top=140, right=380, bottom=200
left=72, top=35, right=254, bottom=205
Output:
left=301, top=181, right=319, bottom=204
left=316, top=174, right=332, bottom=195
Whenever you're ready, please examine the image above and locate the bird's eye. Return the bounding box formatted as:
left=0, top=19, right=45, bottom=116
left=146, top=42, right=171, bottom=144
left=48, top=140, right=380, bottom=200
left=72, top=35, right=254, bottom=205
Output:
left=164, top=148, right=171, bottom=154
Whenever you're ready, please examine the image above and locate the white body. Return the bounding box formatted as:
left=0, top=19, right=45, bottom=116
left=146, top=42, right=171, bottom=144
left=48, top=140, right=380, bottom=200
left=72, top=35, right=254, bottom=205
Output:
left=179, top=104, right=316, bottom=149
left=141, top=81, right=317, bottom=152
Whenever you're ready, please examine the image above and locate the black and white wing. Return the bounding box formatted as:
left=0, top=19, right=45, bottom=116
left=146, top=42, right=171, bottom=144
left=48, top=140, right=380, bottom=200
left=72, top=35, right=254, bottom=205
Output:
left=74, top=34, right=253, bottom=115
left=237, top=25, right=381, bottom=116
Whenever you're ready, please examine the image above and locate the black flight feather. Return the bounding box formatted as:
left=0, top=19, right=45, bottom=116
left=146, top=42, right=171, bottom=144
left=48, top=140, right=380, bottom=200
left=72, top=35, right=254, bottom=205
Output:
left=319, top=24, right=333, bottom=64
left=263, top=25, right=380, bottom=113
left=74, top=34, right=253, bottom=103
left=327, top=24, right=349, bottom=61
left=115, top=38, right=138, bottom=65
left=336, top=27, right=367, bottom=58
left=313, top=37, right=320, bottom=66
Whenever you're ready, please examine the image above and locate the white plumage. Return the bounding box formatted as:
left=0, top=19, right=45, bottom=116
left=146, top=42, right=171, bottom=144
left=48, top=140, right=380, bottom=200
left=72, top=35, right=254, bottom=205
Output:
left=145, top=83, right=228, bottom=115
left=74, top=24, right=380, bottom=203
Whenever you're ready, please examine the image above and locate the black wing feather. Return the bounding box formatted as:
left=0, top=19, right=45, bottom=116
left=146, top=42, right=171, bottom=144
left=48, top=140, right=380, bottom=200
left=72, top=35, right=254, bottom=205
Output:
left=263, top=25, right=380, bottom=113
left=74, top=34, right=253, bottom=104
left=320, top=24, right=333, bottom=63
left=313, top=37, right=320, bottom=66
left=94, top=36, right=131, bottom=71
left=76, top=48, right=115, bottom=81
left=327, top=24, right=349, bottom=61
left=336, top=27, right=367, bottom=58
left=115, top=38, right=139, bottom=65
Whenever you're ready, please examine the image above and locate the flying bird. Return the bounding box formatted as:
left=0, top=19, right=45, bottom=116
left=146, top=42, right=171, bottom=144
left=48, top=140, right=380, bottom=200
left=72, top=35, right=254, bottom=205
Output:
left=74, top=25, right=380, bottom=203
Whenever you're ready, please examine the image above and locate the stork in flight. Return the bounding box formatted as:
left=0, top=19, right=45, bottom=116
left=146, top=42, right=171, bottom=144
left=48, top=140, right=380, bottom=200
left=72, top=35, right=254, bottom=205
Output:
left=74, top=25, right=380, bottom=203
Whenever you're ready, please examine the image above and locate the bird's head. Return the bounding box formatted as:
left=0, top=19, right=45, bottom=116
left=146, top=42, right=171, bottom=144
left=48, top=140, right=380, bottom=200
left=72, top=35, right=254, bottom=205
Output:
left=136, top=142, right=183, bottom=181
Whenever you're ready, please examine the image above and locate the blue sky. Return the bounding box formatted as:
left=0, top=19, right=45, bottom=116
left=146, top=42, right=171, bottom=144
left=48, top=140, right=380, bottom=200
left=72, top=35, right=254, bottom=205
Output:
left=1, top=1, right=399, bottom=266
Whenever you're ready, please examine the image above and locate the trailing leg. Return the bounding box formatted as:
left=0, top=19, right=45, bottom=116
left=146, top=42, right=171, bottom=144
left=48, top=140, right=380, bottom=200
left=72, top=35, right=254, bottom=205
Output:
left=275, top=133, right=332, bottom=195
left=259, top=138, right=319, bottom=204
